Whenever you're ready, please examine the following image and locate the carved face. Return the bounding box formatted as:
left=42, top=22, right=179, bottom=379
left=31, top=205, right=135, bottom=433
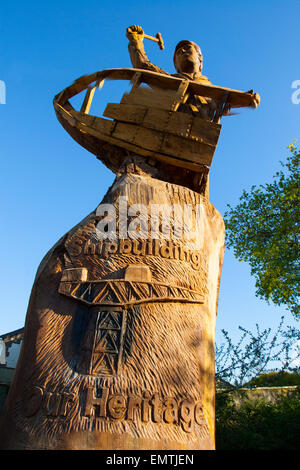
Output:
left=174, top=42, right=203, bottom=74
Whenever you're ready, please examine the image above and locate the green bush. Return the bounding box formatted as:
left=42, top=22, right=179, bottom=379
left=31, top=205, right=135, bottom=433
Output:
left=246, top=371, right=300, bottom=387
left=215, top=389, right=300, bottom=450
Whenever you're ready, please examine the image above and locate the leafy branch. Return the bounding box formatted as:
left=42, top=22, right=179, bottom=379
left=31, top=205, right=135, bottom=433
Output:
left=215, top=316, right=300, bottom=390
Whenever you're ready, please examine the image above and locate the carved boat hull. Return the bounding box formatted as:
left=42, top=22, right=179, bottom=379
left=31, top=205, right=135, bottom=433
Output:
left=53, top=68, right=254, bottom=174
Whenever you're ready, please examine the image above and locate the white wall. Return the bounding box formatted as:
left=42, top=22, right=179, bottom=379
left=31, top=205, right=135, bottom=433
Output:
left=0, top=339, right=6, bottom=365
left=5, top=341, right=22, bottom=368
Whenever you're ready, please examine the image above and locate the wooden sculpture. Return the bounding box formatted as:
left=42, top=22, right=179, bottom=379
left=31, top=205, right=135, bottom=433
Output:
left=0, top=26, right=260, bottom=450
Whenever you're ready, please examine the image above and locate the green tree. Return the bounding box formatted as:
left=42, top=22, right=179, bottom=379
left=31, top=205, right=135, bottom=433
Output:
left=215, top=317, right=300, bottom=389
left=215, top=390, right=300, bottom=450
left=215, top=319, right=300, bottom=450
left=246, top=370, right=300, bottom=387
left=224, top=143, right=300, bottom=317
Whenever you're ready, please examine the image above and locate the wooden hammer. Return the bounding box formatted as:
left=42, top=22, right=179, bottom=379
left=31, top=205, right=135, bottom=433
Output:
left=144, top=32, right=164, bottom=50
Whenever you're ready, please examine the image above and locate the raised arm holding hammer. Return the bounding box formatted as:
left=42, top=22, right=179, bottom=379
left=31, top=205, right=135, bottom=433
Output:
left=126, top=25, right=168, bottom=75
left=126, top=24, right=260, bottom=117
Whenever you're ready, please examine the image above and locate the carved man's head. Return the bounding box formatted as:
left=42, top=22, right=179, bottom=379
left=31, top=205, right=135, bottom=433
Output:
left=173, top=40, right=203, bottom=74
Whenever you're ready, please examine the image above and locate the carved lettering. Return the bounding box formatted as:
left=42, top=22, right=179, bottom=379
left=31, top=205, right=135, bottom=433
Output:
left=179, top=399, right=194, bottom=433
left=60, top=392, right=76, bottom=416
left=107, top=395, right=126, bottom=419
left=160, top=240, right=173, bottom=258
left=150, top=393, right=163, bottom=423
left=67, top=237, right=206, bottom=271
left=127, top=395, right=142, bottom=421
left=173, top=245, right=179, bottom=260
left=45, top=392, right=61, bottom=417
left=163, top=397, right=178, bottom=424
left=84, top=240, right=96, bottom=255
left=67, top=238, right=83, bottom=257
left=132, top=239, right=146, bottom=256
left=191, top=251, right=201, bottom=271
left=24, top=384, right=209, bottom=436
left=141, top=390, right=152, bottom=423
left=24, top=386, right=44, bottom=417
left=83, top=387, right=209, bottom=434
left=120, top=239, right=132, bottom=254
left=147, top=240, right=153, bottom=255
left=154, top=239, right=160, bottom=256
left=96, top=241, right=103, bottom=255
left=194, top=401, right=204, bottom=425
left=103, top=241, right=118, bottom=258
left=84, top=386, right=109, bottom=417
left=25, top=387, right=75, bottom=418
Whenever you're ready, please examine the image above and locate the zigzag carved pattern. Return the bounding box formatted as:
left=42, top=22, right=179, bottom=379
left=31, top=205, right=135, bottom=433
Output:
left=76, top=308, right=125, bottom=377
left=59, top=279, right=204, bottom=306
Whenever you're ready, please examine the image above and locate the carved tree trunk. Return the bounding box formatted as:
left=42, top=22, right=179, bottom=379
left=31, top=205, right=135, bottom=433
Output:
left=0, top=160, right=224, bottom=450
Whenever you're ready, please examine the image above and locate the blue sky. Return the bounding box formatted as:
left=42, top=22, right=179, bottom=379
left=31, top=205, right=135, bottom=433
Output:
left=0, top=0, right=299, bottom=344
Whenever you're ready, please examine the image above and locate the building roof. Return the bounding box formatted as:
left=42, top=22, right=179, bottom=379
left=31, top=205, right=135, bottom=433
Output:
left=0, top=328, right=24, bottom=343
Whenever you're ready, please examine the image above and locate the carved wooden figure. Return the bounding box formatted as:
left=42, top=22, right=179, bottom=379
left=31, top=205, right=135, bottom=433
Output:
left=0, top=27, right=260, bottom=450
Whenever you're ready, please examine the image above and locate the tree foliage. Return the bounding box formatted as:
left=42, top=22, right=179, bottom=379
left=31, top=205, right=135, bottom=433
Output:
left=215, top=317, right=300, bottom=389
left=246, top=370, right=300, bottom=387
left=215, top=390, right=300, bottom=450
left=224, top=143, right=300, bottom=317
left=215, top=319, right=300, bottom=449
